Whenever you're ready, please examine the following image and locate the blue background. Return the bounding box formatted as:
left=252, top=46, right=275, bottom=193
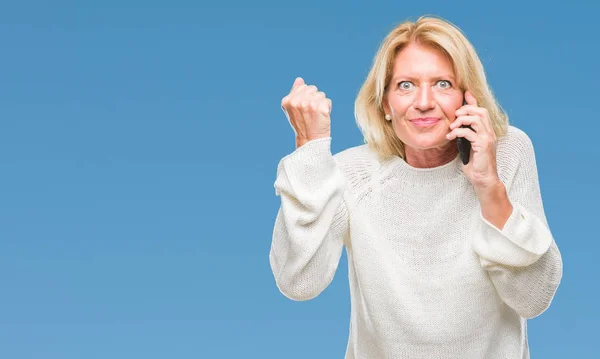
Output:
left=0, top=0, right=597, bottom=358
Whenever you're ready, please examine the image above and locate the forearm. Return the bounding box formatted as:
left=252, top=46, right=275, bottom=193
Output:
left=270, top=138, right=349, bottom=301
left=477, top=180, right=513, bottom=231
left=484, top=235, right=562, bottom=319
left=270, top=202, right=347, bottom=301
left=471, top=129, right=563, bottom=317
left=473, top=200, right=562, bottom=318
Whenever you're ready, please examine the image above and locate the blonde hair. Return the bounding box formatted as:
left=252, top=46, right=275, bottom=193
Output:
left=354, top=15, right=509, bottom=161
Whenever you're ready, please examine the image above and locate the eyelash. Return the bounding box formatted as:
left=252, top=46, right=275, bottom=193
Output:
left=398, top=80, right=453, bottom=89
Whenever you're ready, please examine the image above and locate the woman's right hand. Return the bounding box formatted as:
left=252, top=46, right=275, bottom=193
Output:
left=281, top=77, right=332, bottom=148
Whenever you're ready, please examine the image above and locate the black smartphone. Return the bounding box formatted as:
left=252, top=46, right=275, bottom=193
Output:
left=456, top=96, right=472, bottom=165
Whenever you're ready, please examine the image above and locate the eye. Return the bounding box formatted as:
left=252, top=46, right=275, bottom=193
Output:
left=398, top=81, right=414, bottom=90
left=436, top=80, right=452, bottom=89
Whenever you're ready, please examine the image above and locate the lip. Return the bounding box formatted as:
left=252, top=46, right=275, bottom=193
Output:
left=409, top=117, right=441, bottom=127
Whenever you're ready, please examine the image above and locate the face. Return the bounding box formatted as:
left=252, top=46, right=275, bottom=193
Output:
left=383, top=42, right=464, bottom=156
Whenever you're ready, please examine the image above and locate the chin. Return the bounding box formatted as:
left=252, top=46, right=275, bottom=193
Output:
left=401, top=134, right=448, bottom=150
left=410, top=141, right=448, bottom=150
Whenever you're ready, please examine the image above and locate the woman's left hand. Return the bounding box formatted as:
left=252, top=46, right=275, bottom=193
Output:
left=446, top=91, right=500, bottom=195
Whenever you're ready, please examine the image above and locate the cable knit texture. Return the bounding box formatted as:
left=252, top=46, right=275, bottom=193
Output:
left=269, top=125, right=562, bottom=359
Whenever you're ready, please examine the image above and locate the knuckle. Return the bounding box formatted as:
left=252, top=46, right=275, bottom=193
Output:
left=291, top=85, right=305, bottom=95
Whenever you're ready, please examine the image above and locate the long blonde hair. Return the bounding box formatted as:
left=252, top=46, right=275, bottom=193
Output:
left=354, top=15, right=509, bottom=161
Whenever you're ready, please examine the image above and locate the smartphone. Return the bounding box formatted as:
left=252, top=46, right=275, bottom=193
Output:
left=456, top=96, right=472, bottom=165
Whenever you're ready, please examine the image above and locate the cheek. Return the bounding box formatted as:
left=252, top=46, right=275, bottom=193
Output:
left=389, top=97, right=411, bottom=115
left=438, top=97, right=463, bottom=121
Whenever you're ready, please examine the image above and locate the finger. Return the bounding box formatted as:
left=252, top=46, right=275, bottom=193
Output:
left=464, top=90, right=478, bottom=106
left=479, top=108, right=493, bottom=136
left=446, top=126, right=478, bottom=143
left=301, top=84, right=318, bottom=95
left=450, top=115, right=481, bottom=132
left=318, top=98, right=332, bottom=115
left=281, top=95, right=290, bottom=117
left=314, top=91, right=326, bottom=99
left=281, top=94, right=298, bottom=114
left=455, top=104, right=483, bottom=117
left=455, top=107, right=493, bottom=136
left=292, top=77, right=305, bottom=90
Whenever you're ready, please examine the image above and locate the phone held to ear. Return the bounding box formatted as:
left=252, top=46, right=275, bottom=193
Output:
left=456, top=97, right=472, bottom=165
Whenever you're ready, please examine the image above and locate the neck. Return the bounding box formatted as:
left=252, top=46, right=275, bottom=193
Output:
left=404, top=141, right=459, bottom=168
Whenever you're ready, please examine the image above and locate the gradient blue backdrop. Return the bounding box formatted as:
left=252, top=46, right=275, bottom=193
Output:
left=0, top=1, right=597, bottom=358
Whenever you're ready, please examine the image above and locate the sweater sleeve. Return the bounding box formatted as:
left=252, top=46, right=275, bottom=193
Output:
left=471, top=128, right=563, bottom=319
left=269, top=137, right=349, bottom=301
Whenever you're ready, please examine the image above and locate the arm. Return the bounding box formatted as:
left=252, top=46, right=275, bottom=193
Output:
left=269, top=137, right=349, bottom=301
left=471, top=129, right=563, bottom=319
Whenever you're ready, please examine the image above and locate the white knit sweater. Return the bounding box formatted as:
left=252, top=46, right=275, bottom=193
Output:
left=269, top=125, right=563, bottom=358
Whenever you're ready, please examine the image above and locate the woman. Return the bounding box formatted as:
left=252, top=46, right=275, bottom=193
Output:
left=270, top=15, right=562, bottom=358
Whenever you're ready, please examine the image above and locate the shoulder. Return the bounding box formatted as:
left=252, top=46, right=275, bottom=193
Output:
left=496, top=125, right=538, bottom=164
left=332, top=143, right=381, bottom=192
left=333, top=142, right=381, bottom=171
left=333, top=142, right=373, bottom=162
left=495, top=125, right=540, bottom=183
left=497, top=125, right=536, bottom=155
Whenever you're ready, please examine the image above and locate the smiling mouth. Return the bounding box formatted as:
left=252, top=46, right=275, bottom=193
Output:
left=410, top=118, right=441, bottom=127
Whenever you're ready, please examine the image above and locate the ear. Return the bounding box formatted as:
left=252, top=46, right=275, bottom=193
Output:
left=382, top=96, right=390, bottom=115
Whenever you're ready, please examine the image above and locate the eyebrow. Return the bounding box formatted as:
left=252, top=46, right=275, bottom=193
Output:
left=392, top=74, right=456, bottom=82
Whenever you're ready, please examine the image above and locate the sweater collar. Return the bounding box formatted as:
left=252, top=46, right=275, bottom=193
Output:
left=382, top=153, right=465, bottom=185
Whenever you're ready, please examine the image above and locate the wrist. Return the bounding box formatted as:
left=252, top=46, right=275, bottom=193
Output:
left=474, top=176, right=503, bottom=200
left=478, top=180, right=513, bottom=230
left=296, top=135, right=330, bottom=149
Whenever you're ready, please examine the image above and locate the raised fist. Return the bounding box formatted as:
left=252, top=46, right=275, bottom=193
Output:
left=281, top=77, right=332, bottom=148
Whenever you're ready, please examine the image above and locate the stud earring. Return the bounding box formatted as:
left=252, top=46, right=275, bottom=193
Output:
left=385, top=114, right=391, bottom=121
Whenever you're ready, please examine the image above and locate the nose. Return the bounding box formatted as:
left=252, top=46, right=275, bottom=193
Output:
left=413, top=86, right=435, bottom=111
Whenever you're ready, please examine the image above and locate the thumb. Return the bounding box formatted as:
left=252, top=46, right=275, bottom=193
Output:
left=291, top=77, right=305, bottom=90
left=464, top=90, right=478, bottom=106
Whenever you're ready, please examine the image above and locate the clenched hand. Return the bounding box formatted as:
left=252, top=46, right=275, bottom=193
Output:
left=281, top=77, right=332, bottom=148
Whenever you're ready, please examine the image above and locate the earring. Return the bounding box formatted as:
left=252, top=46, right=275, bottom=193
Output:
left=385, top=114, right=391, bottom=121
